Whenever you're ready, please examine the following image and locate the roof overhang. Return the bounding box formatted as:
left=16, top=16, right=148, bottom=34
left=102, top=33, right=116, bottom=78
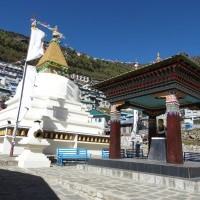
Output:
left=93, top=54, right=200, bottom=111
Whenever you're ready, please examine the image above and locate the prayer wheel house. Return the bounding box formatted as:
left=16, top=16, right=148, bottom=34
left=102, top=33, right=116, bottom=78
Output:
left=93, top=53, right=200, bottom=164
left=0, top=35, right=109, bottom=157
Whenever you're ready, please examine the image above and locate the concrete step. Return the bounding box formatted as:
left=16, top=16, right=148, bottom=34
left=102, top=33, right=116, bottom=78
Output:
left=77, top=164, right=200, bottom=194
left=27, top=165, right=127, bottom=200
left=0, top=155, right=17, bottom=166
left=2, top=164, right=200, bottom=199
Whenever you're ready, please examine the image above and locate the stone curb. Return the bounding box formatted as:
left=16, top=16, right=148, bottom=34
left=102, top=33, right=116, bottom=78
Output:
left=29, top=169, right=126, bottom=200
left=77, top=164, right=200, bottom=193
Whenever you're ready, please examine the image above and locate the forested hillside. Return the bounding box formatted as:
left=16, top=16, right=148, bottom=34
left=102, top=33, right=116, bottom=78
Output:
left=0, top=30, right=28, bottom=62
left=0, top=29, right=132, bottom=80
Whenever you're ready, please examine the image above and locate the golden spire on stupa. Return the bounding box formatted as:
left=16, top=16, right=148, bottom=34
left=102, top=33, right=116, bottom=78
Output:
left=36, top=26, right=68, bottom=74
left=156, top=52, right=162, bottom=62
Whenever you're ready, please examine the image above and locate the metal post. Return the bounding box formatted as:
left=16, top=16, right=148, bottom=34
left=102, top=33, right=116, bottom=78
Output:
left=10, top=62, right=28, bottom=157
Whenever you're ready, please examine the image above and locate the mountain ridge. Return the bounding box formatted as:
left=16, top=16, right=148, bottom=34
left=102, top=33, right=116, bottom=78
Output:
left=2, top=29, right=200, bottom=80
left=0, top=29, right=133, bottom=80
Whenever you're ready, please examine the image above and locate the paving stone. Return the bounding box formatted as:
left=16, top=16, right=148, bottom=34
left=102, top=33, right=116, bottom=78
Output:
left=0, top=157, right=200, bottom=200
left=189, top=197, right=200, bottom=200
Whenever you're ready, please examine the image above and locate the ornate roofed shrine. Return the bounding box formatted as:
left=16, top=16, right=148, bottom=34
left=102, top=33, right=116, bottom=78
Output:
left=93, top=53, right=200, bottom=164
left=93, top=54, right=200, bottom=111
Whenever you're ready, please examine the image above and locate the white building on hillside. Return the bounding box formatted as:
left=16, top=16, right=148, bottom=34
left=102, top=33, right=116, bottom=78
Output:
left=80, top=84, right=110, bottom=111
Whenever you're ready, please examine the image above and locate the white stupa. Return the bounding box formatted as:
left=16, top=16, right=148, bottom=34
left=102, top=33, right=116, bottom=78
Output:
left=0, top=34, right=109, bottom=157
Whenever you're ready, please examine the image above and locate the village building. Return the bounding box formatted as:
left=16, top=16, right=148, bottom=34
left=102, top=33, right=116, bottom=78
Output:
left=0, top=62, right=23, bottom=110
left=80, top=84, right=110, bottom=111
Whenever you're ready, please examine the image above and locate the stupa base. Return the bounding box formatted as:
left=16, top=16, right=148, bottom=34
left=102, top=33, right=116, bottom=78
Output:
left=16, top=149, right=51, bottom=168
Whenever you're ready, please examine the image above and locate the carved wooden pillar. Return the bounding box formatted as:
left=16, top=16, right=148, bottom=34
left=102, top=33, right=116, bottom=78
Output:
left=166, top=94, right=183, bottom=164
left=109, top=104, right=121, bottom=159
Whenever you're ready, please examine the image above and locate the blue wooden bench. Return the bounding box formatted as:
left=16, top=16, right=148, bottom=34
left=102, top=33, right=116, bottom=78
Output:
left=126, top=149, right=145, bottom=158
left=101, top=148, right=125, bottom=158
left=102, top=148, right=109, bottom=158
left=56, top=148, right=89, bottom=166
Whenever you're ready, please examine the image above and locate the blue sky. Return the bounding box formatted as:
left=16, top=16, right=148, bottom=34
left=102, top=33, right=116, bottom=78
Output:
left=1, top=0, right=200, bottom=63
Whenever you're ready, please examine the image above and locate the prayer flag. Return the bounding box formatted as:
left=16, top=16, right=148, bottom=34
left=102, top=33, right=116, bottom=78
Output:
left=131, top=110, right=138, bottom=138
left=26, top=28, right=45, bottom=62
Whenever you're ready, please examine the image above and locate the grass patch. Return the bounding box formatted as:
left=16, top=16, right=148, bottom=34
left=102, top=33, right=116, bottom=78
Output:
left=182, top=139, right=200, bottom=146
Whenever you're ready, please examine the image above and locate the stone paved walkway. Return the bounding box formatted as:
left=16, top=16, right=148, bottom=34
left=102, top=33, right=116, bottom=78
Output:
left=0, top=163, right=199, bottom=200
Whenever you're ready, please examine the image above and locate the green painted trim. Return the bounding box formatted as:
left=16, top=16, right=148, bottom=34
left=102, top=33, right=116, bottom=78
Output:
left=37, top=62, right=50, bottom=72
left=49, top=61, right=63, bottom=68
left=61, top=66, right=68, bottom=76
left=37, top=61, right=68, bottom=73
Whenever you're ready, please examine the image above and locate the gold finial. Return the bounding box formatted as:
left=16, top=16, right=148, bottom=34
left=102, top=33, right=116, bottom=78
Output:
left=51, top=25, right=65, bottom=42
left=156, top=52, right=161, bottom=62
left=134, top=61, right=139, bottom=69
left=52, top=26, right=59, bottom=41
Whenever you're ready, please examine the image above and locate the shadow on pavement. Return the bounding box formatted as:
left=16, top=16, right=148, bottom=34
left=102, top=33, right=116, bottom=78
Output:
left=0, top=169, right=59, bottom=200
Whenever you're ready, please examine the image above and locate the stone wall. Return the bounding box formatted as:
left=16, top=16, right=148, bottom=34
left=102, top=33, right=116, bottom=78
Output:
left=182, top=128, right=200, bottom=140
left=121, top=129, right=200, bottom=155
left=182, top=128, right=200, bottom=152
